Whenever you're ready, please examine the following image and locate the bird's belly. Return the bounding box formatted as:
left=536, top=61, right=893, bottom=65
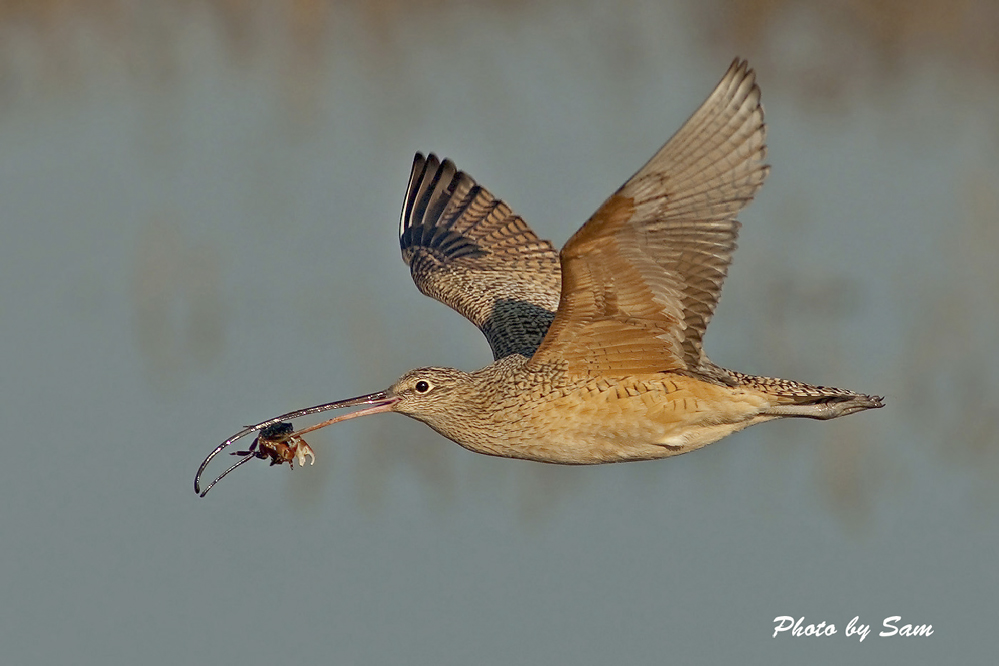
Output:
left=455, top=376, right=773, bottom=464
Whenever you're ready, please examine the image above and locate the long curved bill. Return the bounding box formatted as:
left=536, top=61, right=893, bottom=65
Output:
left=195, top=390, right=399, bottom=497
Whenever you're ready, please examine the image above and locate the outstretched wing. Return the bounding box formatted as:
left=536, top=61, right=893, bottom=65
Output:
left=530, top=59, right=769, bottom=377
left=400, top=153, right=562, bottom=360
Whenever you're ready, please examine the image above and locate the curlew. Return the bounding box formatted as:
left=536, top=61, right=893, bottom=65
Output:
left=196, top=59, right=883, bottom=496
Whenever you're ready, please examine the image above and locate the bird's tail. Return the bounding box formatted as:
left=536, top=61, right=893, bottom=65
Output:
left=728, top=370, right=885, bottom=420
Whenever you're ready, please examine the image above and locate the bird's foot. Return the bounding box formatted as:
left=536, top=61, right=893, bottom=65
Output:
left=763, top=394, right=885, bottom=420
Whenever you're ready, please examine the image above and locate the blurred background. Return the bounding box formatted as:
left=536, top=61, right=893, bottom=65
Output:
left=1, top=0, right=996, bottom=663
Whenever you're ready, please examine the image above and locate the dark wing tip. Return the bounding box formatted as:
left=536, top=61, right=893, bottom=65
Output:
left=399, top=152, right=489, bottom=266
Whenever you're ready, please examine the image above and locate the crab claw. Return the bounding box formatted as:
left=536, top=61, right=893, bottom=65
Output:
left=292, top=437, right=315, bottom=467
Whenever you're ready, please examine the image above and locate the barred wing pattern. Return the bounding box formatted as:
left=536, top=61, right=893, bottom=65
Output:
left=400, top=154, right=562, bottom=360
left=530, top=59, right=769, bottom=377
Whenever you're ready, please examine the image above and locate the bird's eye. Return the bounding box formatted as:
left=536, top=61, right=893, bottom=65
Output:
left=414, top=380, right=431, bottom=394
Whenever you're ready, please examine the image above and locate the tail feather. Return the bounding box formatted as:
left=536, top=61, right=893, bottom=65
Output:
left=728, top=370, right=885, bottom=420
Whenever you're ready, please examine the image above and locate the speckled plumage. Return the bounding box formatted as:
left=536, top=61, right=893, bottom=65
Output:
left=385, top=58, right=882, bottom=464
left=400, top=154, right=561, bottom=359
left=197, top=59, right=884, bottom=493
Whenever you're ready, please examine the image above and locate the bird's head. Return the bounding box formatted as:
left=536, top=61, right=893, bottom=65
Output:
left=387, top=366, right=474, bottom=426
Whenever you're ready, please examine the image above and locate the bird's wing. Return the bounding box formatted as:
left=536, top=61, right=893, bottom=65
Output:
left=529, top=59, right=768, bottom=377
left=400, top=153, right=562, bottom=360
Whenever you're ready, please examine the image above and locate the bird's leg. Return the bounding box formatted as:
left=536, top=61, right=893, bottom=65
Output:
left=762, top=394, right=885, bottom=420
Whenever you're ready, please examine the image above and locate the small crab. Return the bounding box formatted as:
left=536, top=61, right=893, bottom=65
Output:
left=194, top=421, right=315, bottom=497
left=196, top=392, right=394, bottom=497
left=235, top=422, right=315, bottom=468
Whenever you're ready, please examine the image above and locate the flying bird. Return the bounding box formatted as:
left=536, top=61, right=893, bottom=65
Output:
left=196, top=59, right=883, bottom=496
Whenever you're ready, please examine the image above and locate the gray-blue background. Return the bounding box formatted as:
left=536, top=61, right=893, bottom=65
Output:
left=1, top=1, right=995, bottom=663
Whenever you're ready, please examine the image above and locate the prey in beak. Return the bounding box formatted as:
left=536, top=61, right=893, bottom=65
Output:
left=195, top=391, right=399, bottom=497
